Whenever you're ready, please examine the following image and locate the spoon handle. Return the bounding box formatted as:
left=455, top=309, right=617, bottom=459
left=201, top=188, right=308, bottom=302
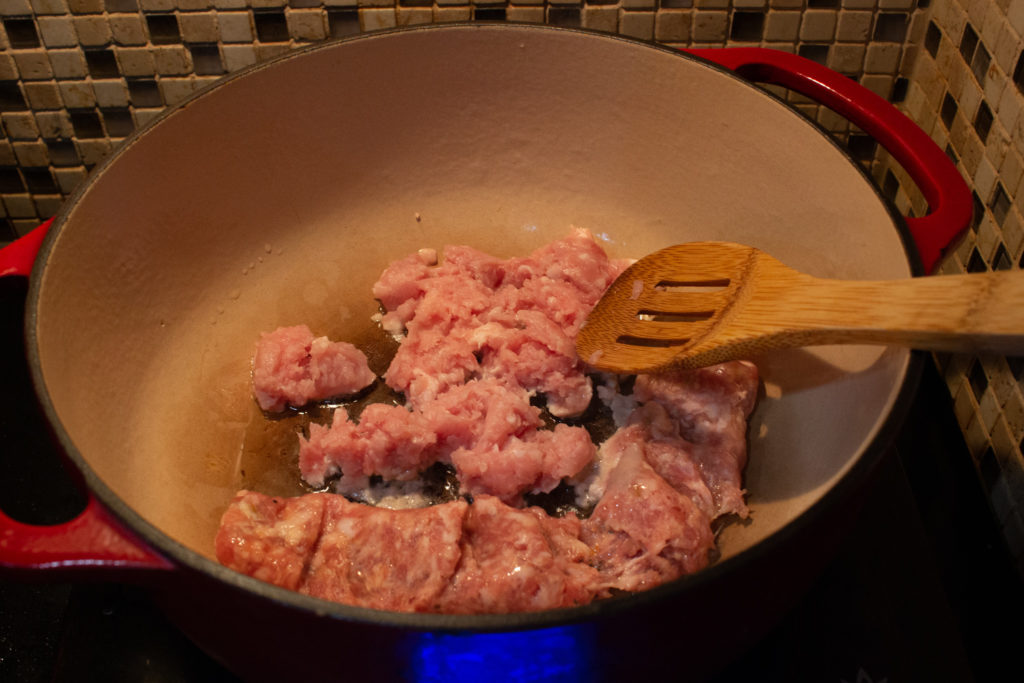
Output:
left=744, top=266, right=1024, bottom=357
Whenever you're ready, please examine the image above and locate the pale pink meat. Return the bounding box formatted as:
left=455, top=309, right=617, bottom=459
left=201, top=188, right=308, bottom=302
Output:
left=301, top=496, right=468, bottom=612
left=581, top=435, right=715, bottom=591
left=439, top=495, right=605, bottom=614
left=633, top=361, right=759, bottom=518
left=252, top=325, right=376, bottom=412
left=452, top=423, right=596, bottom=504
left=215, top=490, right=327, bottom=591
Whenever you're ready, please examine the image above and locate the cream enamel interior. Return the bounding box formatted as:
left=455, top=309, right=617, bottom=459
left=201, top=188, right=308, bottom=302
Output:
left=33, top=26, right=911, bottom=570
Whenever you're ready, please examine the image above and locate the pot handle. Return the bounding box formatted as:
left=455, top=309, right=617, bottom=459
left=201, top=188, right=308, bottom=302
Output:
left=683, top=47, right=972, bottom=274
left=0, top=220, right=172, bottom=575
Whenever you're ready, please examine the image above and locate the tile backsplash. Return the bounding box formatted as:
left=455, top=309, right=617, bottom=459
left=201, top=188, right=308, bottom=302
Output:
left=2, top=0, right=1023, bottom=573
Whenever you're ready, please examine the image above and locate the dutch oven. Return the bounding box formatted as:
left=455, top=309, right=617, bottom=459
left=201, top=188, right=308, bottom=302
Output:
left=0, top=24, right=970, bottom=682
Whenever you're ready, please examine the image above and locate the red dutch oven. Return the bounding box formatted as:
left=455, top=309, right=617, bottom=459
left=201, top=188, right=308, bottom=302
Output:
left=0, top=25, right=970, bottom=682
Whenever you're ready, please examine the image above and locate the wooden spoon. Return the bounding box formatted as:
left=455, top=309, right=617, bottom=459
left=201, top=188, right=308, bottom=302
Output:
left=576, top=241, right=1024, bottom=374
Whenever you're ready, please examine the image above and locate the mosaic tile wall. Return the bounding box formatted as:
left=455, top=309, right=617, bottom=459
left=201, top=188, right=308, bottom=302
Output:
left=883, top=0, right=1024, bottom=576
left=2, top=1, right=1023, bottom=570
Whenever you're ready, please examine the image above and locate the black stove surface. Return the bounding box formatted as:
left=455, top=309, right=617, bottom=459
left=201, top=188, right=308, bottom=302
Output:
left=2, top=274, right=1022, bottom=682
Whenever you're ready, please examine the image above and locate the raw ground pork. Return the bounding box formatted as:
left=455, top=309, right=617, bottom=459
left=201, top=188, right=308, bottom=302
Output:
left=219, top=229, right=760, bottom=613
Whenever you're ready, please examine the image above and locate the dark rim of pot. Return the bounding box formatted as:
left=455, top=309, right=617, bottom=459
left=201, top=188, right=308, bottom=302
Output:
left=25, top=22, right=926, bottom=632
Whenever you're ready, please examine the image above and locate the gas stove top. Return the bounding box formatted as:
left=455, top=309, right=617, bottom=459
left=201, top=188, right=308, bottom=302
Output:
left=1, top=274, right=1021, bottom=682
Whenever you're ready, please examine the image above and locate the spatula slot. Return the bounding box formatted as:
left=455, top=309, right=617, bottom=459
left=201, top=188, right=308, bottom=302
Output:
left=636, top=309, right=715, bottom=323
left=615, top=335, right=691, bottom=348
left=653, top=279, right=731, bottom=293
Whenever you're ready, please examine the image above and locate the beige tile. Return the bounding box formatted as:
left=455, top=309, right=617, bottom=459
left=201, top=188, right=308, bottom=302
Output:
left=154, top=46, right=191, bottom=75
left=799, top=9, right=837, bottom=42
left=692, top=9, right=728, bottom=41
left=110, top=14, right=148, bottom=46
left=140, top=0, right=176, bottom=9
left=864, top=41, right=901, bottom=73
left=1, top=112, right=39, bottom=139
left=116, top=47, right=156, bottom=76
left=134, top=107, right=164, bottom=128
left=48, top=48, right=87, bottom=78
left=179, top=11, right=219, bottom=43
left=23, top=81, right=62, bottom=109
left=178, top=0, right=214, bottom=9
left=582, top=6, right=617, bottom=33
left=12, top=140, right=49, bottom=166
left=434, top=6, right=471, bottom=22
left=217, top=11, right=253, bottom=42
left=67, top=0, right=104, bottom=12
left=359, top=7, right=396, bottom=31
left=836, top=9, right=871, bottom=41
left=506, top=7, right=543, bottom=23
left=0, top=142, right=18, bottom=167
left=654, top=9, right=688, bottom=42
left=59, top=80, right=95, bottom=107
left=93, top=79, right=130, bottom=107
left=221, top=43, right=256, bottom=71
left=829, top=43, right=865, bottom=73
left=696, top=0, right=729, bottom=8
left=76, top=138, right=112, bottom=166
left=3, top=195, right=39, bottom=220
left=0, top=53, right=15, bottom=80
left=34, top=109, right=73, bottom=137
left=31, top=0, right=69, bottom=14
left=159, top=77, right=197, bottom=105
left=395, top=7, right=431, bottom=26
left=764, top=10, right=800, bottom=41
left=14, top=51, right=55, bottom=80
left=254, top=44, right=290, bottom=62
left=53, top=167, right=87, bottom=194
left=73, top=15, right=113, bottom=46
left=0, top=0, right=33, bottom=12
left=287, top=8, right=327, bottom=40
left=37, top=16, right=79, bottom=48
left=619, top=10, right=655, bottom=40
left=621, top=0, right=657, bottom=8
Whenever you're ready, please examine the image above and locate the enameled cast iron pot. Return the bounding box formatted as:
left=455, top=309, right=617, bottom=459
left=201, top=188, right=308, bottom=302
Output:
left=0, top=24, right=971, bottom=682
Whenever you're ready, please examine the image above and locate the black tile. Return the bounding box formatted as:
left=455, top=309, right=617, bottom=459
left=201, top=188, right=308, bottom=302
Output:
left=966, top=246, right=988, bottom=273
left=146, top=14, right=181, bottom=45
left=659, top=0, right=692, bottom=6
left=327, top=9, right=360, bottom=38
left=0, top=82, right=27, bottom=112
left=189, top=44, right=223, bottom=76
left=807, top=0, right=839, bottom=6
left=44, top=139, right=79, bottom=167
left=979, top=447, right=999, bottom=490
left=973, top=101, right=993, bottom=143
left=127, top=78, right=162, bottom=107
left=993, top=243, right=1012, bottom=271
left=924, top=21, right=941, bottom=58
left=101, top=108, right=134, bottom=137
left=3, top=18, right=40, bottom=49
left=22, top=167, right=57, bottom=194
left=945, top=144, right=959, bottom=165
left=882, top=168, right=899, bottom=200
left=0, top=218, right=17, bottom=242
left=398, top=0, right=432, bottom=5
left=1015, top=51, right=1024, bottom=94
left=990, top=183, right=1011, bottom=226
left=847, top=133, right=877, bottom=162
left=874, top=13, right=908, bottom=43
left=798, top=44, right=830, bottom=65
left=0, top=168, right=25, bottom=193
left=254, top=10, right=289, bottom=43
left=917, top=0, right=930, bottom=7
left=84, top=49, right=120, bottom=79
left=474, top=7, right=507, bottom=20
left=971, top=44, right=990, bottom=84
left=731, top=11, right=765, bottom=42
left=940, top=91, right=958, bottom=128
left=548, top=7, right=581, bottom=27
left=968, top=357, right=989, bottom=400
left=891, top=77, right=908, bottom=103
left=971, top=191, right=983, bottom=231
left=960, top=23, right=978, bottom=63
left=69, top=110, right=103, bottom=139
left=105, top=0, right=139, bottom=11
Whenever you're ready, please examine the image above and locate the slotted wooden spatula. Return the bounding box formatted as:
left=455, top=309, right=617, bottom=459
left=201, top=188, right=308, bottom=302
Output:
left=576, top=241, right=1024, bottom=374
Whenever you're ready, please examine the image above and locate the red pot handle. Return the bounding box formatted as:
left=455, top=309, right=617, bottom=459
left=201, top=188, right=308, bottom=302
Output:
left=684, top=48, right=972, bottom=274
left=0, top=220, right=172, bottom=575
